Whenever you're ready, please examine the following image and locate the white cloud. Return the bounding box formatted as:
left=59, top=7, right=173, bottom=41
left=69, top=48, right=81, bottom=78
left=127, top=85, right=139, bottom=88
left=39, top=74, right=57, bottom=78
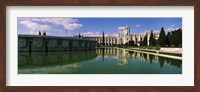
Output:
left=118, top=26, right=125, bottom=30
left=166, top=27, right=181, bottom=32
left=29, top=30, right=52, bottom=35
left=141, top=27, right=181, bottom=35
left=140, top=30, right=160, bottom=35
left=82, top=32, right=109, bottom=37
left=31, top=18, right=82, bottom=31
left=18, top=18, right=84, bottom=35
left=19, top=20, right=52, bottom=31
left=64, top=23, right=82, bottom=31
left=154, top=30, right=160, bottom=34
left=135, top=25, right=141, bottom=27
left=82, top=32, right=101, bottom=36
left=18, top=18, right=83, bottom=31
left=29, top=31, right=38, bottom=35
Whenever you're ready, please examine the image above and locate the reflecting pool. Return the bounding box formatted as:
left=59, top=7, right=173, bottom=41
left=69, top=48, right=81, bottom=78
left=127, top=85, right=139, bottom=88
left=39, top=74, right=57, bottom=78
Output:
left=18, top=48, right=182, bottom=74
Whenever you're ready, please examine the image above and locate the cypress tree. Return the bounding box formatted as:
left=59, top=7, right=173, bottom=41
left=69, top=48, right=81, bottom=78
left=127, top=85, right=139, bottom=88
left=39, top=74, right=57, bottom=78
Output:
left=149, top=30, right=155, bottom=46
left=102, top=31, right=105, bottom=46
left=143, top=33, right=148, bottom=46
left=158, top=27, right=166, bottom=46
left=166, top=32, right=171, bottom=46
left=38, top=30, right=41, bottom=35
left=78, top=33, right=81, bottom=38
left=140, top=39, right=143, bottom=46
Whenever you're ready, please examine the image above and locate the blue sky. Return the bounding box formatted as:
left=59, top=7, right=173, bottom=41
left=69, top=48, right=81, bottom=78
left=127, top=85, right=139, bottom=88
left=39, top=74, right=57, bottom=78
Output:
left=18, top=18, right=182, bottom=37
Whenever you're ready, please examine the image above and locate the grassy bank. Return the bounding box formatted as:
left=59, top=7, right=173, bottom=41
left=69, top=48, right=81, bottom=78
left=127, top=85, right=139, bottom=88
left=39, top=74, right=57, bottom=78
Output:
left=134, top=46, right=161, bottom=50
left=116, top=46, right=161, bottom=50
left=159, top=52, right=182, bottom=57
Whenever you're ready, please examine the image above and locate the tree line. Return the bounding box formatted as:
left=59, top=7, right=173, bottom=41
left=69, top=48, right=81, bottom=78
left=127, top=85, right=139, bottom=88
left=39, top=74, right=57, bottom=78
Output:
left=141, top=27, right=182, bottom=47
left=102, top=27, right=182, bottom=47
left=126, top=27, right=182, bottom=47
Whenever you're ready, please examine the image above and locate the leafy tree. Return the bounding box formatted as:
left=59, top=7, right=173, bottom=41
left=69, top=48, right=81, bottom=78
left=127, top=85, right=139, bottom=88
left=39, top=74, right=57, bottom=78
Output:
left=154, top=39, right=158, bottom=46
left=149, top=30, right=155, bottom=46
left=166, top=32, right=171, bottom=46
left=124, top=43, right=129, bottom=46
left=169, top=28, right=182, bottom=47
left=124, top=40, right=134, bottom=46
left=139, top=41, right=143, bottom=46
left=128, top=40, right=135, bottom=46
left=158, top=27, right=166, bottom=46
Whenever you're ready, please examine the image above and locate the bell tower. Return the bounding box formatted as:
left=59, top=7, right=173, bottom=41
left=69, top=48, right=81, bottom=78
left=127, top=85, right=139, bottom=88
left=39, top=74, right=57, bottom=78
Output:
left=124, top=25, right=130, bottom=36
left=117, top=32, right=120, bottom=45
left=123, top=25, right=131, bottom=44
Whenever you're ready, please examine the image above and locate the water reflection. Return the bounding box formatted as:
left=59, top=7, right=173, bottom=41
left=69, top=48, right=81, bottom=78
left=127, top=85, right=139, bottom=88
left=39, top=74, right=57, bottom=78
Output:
left=19, top=51, right=97, bottom=68
left=18, top=48, right=182, bottom=74
left=96, top=48, right=182, bottom=68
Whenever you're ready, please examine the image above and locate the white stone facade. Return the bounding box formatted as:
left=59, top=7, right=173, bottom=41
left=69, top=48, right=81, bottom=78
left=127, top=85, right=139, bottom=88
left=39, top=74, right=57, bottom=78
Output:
left=86, top=26, right=159, bottom=46
left=121, top=26, right=159, bottom=46
left=85, top=36, right=117, bottom=46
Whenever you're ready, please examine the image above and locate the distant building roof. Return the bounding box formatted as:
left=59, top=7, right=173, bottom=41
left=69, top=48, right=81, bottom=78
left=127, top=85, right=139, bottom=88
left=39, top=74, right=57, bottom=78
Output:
left=85, top=36, right=117, bottom=38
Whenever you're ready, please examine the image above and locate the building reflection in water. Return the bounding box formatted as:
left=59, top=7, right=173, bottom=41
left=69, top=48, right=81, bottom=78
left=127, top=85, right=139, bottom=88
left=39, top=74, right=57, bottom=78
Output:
left=18, top=51, right=97, bottom=68
left=96, top=48, right=182, bottom=68
left=18, top=48, right=182, bottom=74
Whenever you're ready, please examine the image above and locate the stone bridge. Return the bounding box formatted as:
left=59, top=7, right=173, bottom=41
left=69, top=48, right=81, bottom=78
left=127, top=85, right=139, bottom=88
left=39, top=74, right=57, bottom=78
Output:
left=18, top=35, right=97, bottom=52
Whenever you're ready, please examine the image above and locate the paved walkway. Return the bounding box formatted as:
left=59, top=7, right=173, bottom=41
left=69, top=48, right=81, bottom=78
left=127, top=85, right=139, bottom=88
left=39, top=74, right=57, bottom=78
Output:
left=117, top=48, right=182, bottom=60
left=130, top=48, right=182, bottom=54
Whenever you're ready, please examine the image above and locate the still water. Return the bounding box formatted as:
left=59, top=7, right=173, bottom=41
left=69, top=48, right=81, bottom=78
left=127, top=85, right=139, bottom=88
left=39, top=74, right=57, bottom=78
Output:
left=18, top=48, right=182, bottom=74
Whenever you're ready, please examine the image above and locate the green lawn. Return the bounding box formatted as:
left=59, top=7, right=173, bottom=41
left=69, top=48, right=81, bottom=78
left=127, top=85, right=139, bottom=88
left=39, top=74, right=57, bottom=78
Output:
left=116, top=46, right=161, bottom=50
left=134, top=46, right=161, bottom=50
